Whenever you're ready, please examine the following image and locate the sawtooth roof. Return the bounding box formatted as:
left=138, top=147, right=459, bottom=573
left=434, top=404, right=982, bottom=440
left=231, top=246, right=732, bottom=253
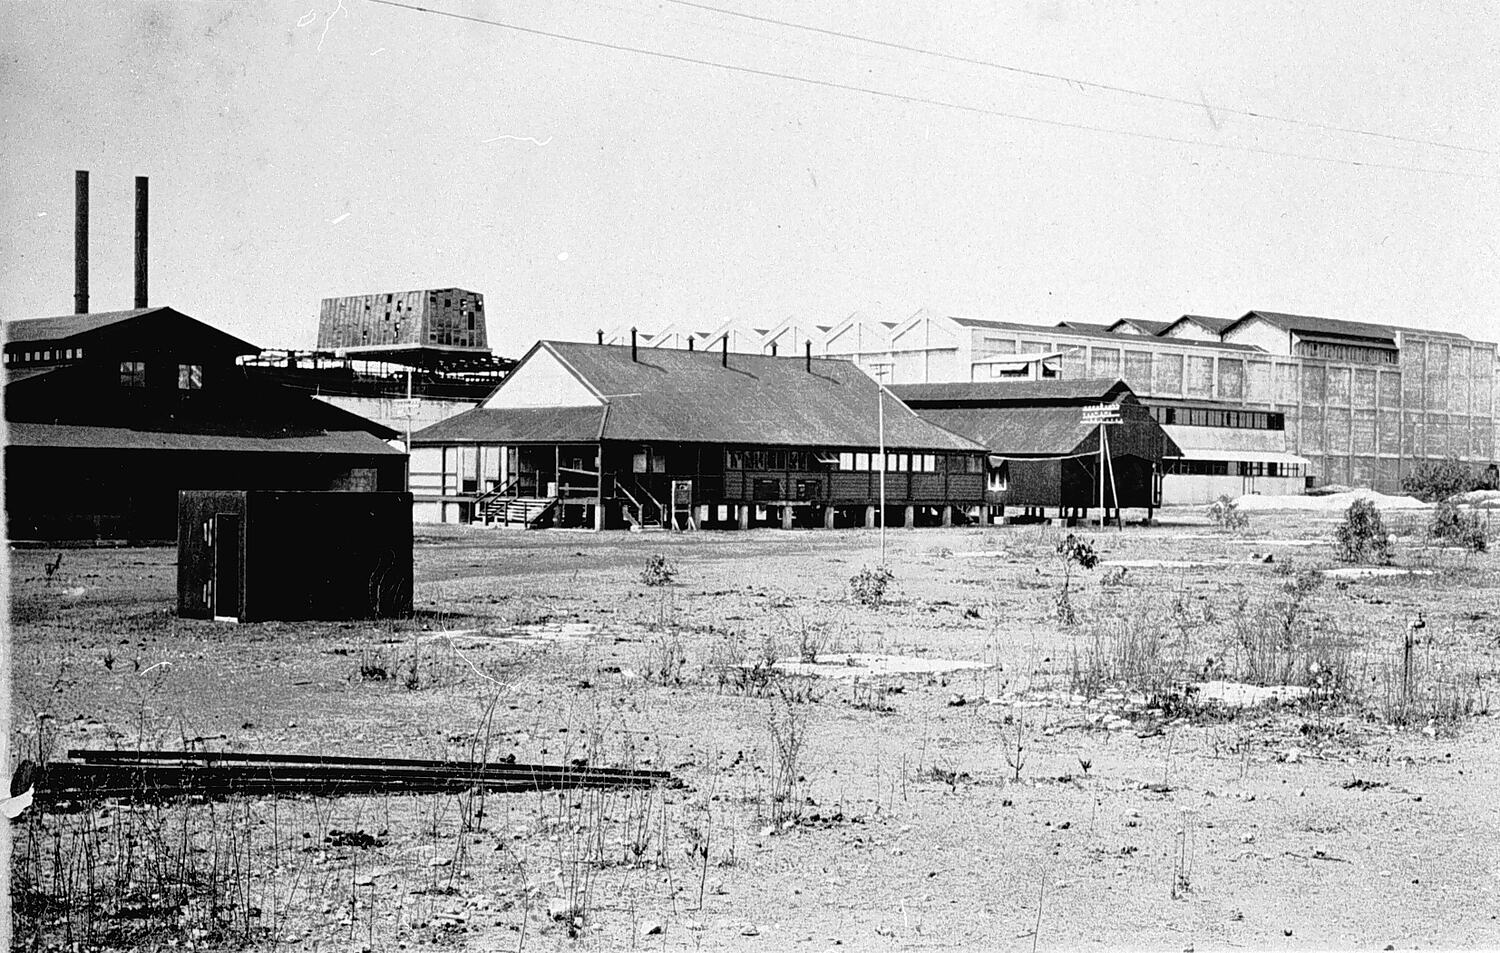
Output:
left=1111, top=318, right=1173, bottom=334
left=1172, top=314, right=1236, bottom=333
left=1232, top=310, right=1402, bottom=345
left=949, top=316, right=1264, bottom=352
left=415, top=342, right=983, bottom=452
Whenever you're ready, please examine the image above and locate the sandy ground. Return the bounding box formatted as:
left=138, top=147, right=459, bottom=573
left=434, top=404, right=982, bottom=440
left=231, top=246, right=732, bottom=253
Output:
left=8, top=507, right=1500, bottom=951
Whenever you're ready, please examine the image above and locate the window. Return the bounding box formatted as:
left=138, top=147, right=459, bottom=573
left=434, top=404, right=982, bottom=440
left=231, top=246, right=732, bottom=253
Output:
left=838, top=452, right=854, bottom=470
left=725, top=450, right=745, bottom=469
left=855, top=452, right=870, bottom=471
left=119, top=360, right=146, bottom=387
left=444, top=298, right=452, bottom=308
left=177, top=364, right=203, bottom=390
left=64, top=349, right=74, bottom=359
left=42, top=350, right=51, bottom=361
left=988, top=464, right=1009, bottom=492
left=76, top=347, right=84, bottom=358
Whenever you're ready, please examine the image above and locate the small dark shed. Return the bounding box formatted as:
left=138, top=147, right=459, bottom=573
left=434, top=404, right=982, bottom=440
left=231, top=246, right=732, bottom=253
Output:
left=890, top=379, right=1181, bottom=522
left=177, top=490, right=413, bottom=622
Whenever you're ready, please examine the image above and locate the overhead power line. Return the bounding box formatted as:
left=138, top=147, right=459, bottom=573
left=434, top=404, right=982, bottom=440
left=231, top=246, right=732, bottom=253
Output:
left=367, top=0, right=1499, bottom=181
left=663, top=0, right=1494, bottom=157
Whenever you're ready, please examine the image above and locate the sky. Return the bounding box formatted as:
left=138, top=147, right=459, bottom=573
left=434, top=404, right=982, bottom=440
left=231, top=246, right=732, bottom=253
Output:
left=1, top=1, right=1496, bottom=355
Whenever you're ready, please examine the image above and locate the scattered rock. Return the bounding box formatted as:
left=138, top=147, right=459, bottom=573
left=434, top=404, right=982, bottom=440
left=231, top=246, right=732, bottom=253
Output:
left=740, top=924, right=760, bottom=937
left=642, top=920, right=664, bottom=936
left=947, top=693, right=967, bottom=707
left=547, top=898, right=580, bottom=922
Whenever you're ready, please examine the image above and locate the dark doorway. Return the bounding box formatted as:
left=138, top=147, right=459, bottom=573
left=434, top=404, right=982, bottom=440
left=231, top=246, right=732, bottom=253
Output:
left=213, top=513, right=241, bottom=620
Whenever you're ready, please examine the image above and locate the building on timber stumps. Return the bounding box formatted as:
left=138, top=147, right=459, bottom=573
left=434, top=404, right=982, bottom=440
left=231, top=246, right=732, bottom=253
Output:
left=407, top=339, right=989, bottom=530
left=891, top=379, right=1191, bottom=524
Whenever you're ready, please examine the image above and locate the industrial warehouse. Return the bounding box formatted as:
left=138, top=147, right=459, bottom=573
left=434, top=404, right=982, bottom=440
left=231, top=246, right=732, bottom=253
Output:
left=593, top=308, right=1499, bottom=505
left=1, top=173, right=406, bottom=543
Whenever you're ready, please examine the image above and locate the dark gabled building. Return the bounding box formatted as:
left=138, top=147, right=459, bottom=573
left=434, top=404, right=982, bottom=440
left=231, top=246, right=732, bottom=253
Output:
left=409, top=340, right=987, bottom=529
left=3, top=307, right=406, bottom=541
left=890, top=379, right=1181, bottom=523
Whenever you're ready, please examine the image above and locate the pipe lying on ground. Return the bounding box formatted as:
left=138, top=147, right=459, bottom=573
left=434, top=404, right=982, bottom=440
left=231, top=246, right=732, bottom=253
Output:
left=20, top=749, right=674, bottom=809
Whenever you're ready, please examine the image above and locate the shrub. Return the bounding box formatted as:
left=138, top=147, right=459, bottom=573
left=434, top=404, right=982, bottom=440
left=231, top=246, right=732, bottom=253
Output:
left=1402, top=456, right=1481, bottom=502
left=1054, top=534, right=1099, bottom=625
left=1430, top=499, right=1464, bottom=540
left=849, top=564, right=894, bottom=607
left=766, top=697, right=812, bottom=830
left=1205, top=495, right=1249, bottom=532
left=640, top=553, right=676, bottom=586
left=644, top=632, right=687, bottom=684
left=1429, top=500, right=1489, bottom=553
left=1333, top=499, right=1393, bottom=564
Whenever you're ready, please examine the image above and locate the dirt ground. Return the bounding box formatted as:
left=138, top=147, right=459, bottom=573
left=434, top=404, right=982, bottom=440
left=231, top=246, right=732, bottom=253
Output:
left=8, top=508, right=1500, bottom=951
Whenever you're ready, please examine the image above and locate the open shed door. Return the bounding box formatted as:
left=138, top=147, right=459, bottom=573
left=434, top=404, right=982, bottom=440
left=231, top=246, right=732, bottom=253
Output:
left=213, top=513, right=241, bottom=621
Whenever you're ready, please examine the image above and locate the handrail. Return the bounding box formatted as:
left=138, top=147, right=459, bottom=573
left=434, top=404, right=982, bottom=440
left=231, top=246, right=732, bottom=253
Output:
left=474, top=475, right=520, bottom=509
left=617, top=482, right=643, bottom=510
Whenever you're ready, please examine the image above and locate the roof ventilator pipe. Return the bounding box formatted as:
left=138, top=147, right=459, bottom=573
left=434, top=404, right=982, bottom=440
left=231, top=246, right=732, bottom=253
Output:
left=631, top=327, right=638, bottom=362
left=688, top=337, right=694, bottom=351
left=721, top=334, right=728, bottom=367
left=597, top=329, right=604, bottom=345
left=806, top=340, right=812, bottom=372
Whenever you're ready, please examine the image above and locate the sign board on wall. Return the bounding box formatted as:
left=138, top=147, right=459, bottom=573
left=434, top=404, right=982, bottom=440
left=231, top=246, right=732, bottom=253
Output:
left=670, top=480, right=695, bottom=531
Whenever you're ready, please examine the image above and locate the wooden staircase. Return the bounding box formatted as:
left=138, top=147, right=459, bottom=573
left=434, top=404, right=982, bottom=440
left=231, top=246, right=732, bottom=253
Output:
left=474, top=478, right=558, bottom=528
left=493, top=496, right=558, bottom=529
left=618, top=481, right=664, bottom=531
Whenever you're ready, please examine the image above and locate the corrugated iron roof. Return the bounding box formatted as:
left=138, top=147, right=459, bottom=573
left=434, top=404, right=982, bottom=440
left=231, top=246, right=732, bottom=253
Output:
left=412, top=406, right=606, bottom=444
left=4, top=308, right=158, bottom=342
left=911, top=406, right=1096, bottom=456
left=553, top=342, right=981, bottom=450
left=3, top=307, right=260, bottom=354
left=5, top=421, right=403, bottom=455
left=1161, top=424, right=1289, bottom=455
left=416, top=342, right=983, bottom=452
left=889, top=379, right=1130, bottom=404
